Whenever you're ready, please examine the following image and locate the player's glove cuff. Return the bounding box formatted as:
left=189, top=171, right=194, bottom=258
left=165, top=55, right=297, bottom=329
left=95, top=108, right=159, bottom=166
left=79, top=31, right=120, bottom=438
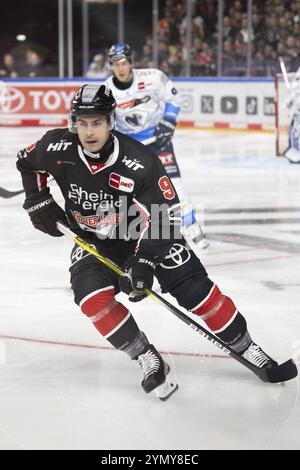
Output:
left=154, top=119, right=176, bottom=148
left=23, top=187, right=68, bottom=237
left=119, top=255, right=155, bottom=302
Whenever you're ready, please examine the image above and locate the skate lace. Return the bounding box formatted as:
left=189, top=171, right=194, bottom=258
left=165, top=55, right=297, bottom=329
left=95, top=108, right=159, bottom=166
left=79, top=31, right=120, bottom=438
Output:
left=242, top=343, right=271, bottom=368
left=137, top=350, right=161, bottom=380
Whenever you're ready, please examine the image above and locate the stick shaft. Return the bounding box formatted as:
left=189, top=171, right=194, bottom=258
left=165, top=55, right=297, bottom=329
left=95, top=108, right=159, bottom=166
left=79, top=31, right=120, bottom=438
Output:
left=56, top=222, right=266, bottom=377
left=279, top=56, right=291, bottom=91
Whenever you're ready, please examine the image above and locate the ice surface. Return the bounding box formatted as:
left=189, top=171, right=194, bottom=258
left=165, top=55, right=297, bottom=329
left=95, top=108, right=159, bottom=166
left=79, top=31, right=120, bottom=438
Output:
left=0, top=127, right=299, bottom=449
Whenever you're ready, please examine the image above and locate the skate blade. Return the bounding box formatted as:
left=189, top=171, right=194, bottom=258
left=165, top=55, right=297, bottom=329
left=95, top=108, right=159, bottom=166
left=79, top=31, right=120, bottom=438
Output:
left=154, top=364, right=178, bottom=400
left=155, top=379, right=178, bottom=401
left=196, top=238, right=209, bottom=250
left=185, top=236, right=209, bottom=253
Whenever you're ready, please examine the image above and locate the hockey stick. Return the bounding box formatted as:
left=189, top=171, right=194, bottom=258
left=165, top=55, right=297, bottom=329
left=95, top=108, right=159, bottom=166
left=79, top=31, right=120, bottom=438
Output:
left=0, top=186, right=25, bottom=198
left=0, top=176, right=55, bottom=199
left=279, top=56, right=291, bottom=92
left=278, top=56, right=300, bottom=112
left=56, top=222, right=298, bottom=384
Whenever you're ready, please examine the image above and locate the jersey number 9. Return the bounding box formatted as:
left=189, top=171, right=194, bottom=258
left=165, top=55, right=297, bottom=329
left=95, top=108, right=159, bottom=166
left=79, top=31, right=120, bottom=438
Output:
left=158, top=176, right=176, bottom=200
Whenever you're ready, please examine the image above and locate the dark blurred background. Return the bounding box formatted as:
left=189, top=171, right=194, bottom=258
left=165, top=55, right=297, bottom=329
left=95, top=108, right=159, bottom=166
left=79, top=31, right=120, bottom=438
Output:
left=0, top=0, right=299, bottom=78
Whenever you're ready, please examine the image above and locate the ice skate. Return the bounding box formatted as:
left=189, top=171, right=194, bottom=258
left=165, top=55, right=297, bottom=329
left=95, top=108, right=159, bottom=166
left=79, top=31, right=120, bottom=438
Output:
left=136, top=345, right=178, bottom=400
left=182, top=222, right=209, bottom=249
left=241, top=342, right=278, bottom=369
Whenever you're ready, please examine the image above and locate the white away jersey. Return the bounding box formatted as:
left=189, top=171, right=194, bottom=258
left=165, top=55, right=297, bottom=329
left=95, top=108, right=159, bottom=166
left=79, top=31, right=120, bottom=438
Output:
left=105, top=68, right=180, bottom=144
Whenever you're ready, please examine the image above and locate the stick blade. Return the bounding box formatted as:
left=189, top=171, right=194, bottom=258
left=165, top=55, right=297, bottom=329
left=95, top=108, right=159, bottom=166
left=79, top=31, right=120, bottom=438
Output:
left=0, top=187, right=24, bottom=198
left=255, top=359, right=298, bottom=383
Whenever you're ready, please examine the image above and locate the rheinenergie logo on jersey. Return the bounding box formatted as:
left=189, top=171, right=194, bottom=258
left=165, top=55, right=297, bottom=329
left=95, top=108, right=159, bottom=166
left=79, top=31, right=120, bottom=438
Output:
left=67, top=184, right=182, bottom=240
left=68, top=183, right=123, bottom=210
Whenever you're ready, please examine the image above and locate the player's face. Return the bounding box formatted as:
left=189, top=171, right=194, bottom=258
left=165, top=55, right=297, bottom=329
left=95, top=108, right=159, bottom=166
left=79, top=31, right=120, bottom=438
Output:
left=76, top=115, right=110, bottom=152
left=112, top=59, right=132, bottom=82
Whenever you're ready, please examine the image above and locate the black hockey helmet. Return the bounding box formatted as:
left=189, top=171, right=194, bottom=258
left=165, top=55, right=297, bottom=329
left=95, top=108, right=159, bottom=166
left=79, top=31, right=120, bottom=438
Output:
left=69, top=84, right=116, bottom=133
left=108, top=43, right=132, bottom=64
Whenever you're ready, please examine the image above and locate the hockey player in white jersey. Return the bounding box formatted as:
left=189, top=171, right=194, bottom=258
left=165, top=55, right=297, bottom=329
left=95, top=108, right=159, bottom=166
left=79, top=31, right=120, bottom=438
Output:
left=105, top=43, right=209, bottom=248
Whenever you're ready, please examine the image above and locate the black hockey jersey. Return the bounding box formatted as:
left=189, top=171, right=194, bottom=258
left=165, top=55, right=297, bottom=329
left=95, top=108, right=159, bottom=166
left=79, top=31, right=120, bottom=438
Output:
left=16, top=129, right=180, bottom=261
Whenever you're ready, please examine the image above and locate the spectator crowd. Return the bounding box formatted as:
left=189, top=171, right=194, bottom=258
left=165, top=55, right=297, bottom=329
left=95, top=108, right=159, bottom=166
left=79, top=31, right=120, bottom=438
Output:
left=1, top=0, right=300, bottom=79
left=135, top=0, right=300, bottom=77
left=0, top=48, right=56, bottom=79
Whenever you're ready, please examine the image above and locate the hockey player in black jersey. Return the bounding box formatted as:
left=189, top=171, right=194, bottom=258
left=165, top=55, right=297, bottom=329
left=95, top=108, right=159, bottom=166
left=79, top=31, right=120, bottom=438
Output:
left=17, top=84, right=279, bottom=400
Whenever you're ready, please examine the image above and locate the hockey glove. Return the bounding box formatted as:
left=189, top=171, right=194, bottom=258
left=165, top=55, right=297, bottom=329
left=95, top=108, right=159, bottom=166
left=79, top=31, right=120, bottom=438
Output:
left=154, top=119, right=176, bottom=149
left=23, top=187, right=68, bottom=237
left=119, top=255, right=155, bottom=302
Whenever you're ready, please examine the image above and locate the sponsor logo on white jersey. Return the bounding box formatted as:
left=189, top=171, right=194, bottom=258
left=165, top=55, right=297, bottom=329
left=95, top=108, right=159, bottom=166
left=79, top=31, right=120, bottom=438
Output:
left=122, top=156, right=144, bottom=171
left=109, top=173, right=135, bottom=192
left=117, top=95, right=151, bottom=110
left=159, top=152, right=174, bottom=166
left=47, top=141, right=72, bottom=152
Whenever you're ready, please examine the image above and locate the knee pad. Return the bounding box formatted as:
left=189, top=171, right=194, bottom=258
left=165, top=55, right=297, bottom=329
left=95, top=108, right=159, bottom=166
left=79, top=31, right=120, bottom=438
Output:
left=80, top=286, right=129, bottom=338
left=170, top=275, right=238, bottom=334
left=192, top=284, right=238, bottom=334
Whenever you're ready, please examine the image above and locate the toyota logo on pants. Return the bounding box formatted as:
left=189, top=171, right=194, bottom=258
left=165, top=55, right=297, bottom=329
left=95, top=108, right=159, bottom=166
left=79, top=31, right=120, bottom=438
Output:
left=160, top=243, right=191, bottom=269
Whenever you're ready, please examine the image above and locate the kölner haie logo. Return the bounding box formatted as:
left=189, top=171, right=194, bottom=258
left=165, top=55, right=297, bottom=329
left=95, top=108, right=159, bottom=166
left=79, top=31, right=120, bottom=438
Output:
left=109, top=173, right=135, bottom=193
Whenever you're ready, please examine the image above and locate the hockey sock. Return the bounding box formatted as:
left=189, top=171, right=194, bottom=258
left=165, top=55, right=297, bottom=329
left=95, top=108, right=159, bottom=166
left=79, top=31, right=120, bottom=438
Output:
left=216, top=313, right=252, bottom=353
left=191, top=282, right=252, bottom=353
left=122, top=331, right=150, bottom=359
left=80, top=286, right=146, bottom=352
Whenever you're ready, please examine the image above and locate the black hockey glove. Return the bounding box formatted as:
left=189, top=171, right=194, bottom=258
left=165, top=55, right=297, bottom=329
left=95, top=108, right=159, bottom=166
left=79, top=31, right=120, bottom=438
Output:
left=154, top=119, right=176, bottom=148
left=23, top=187, right=68, bottom=237
left=119, top=255, right=155, bottom=302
